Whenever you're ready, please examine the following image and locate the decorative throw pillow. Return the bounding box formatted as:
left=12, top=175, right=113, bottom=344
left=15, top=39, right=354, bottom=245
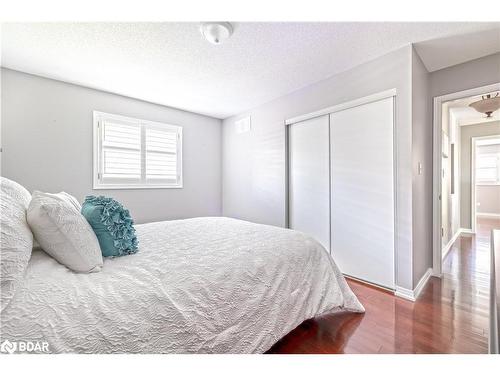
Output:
left=81, top=196, right=139, bottom=257
left=0, top=177, right=33, bottom=312
left=58, top=191, right=82, bottom=211
left=27, top=191, right=103, bottom=273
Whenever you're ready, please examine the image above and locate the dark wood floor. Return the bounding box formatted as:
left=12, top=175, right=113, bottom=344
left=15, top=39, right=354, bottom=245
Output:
left=268, top=217, right=499, bottom=354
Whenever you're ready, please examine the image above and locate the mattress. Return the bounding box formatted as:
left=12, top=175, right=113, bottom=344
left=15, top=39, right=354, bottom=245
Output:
left=0, top=217, right=364, bottom=353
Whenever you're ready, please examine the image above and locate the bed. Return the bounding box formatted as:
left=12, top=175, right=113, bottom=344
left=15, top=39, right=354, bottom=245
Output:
left=1, top=216, right=364, bottom=353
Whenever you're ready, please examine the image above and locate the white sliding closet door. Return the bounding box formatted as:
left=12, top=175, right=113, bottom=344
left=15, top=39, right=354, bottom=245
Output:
left=330, top=97, right=395, bottom=289
left=289, top=115, right=330, bottom=251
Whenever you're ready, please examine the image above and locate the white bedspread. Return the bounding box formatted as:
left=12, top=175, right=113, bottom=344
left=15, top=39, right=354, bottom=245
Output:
left=1, top=217, right=364, bottom=353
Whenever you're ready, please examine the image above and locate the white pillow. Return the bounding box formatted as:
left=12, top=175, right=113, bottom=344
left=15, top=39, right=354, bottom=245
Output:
left=59, top=191, right=82, bottom=211
left=27, top=191, right=103, bottom=273
left=0, top=177, right=33, bottom=312
left=39, top=191, right=82, bottom=211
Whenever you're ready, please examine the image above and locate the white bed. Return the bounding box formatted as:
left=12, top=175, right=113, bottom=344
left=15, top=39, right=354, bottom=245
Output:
left=1, top=217, right=364, bottom=353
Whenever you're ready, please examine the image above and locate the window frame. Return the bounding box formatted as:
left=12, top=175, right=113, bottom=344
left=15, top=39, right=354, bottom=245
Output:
left=93, top=111, right=183, bottom=190
left=476, top=151, right=500, bottom=186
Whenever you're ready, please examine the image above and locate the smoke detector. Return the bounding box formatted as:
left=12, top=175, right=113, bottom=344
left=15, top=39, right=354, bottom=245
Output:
left=200, top=22, right=233, bottom=45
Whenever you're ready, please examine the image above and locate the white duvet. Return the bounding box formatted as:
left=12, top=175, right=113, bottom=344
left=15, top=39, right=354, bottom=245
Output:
left=1, top=217, right=364, bottom=353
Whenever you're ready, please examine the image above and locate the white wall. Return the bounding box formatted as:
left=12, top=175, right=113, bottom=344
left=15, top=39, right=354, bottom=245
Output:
left=222, top=45, right=414, bottom=290
left=411, top=48, right=433, bottom=288
left=1, top=68, right=222, bottom=224
left=460, top=121, right=500, bottom=228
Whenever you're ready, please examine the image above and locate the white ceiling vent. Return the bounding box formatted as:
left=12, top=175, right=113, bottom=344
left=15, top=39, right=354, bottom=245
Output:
left=235, top=116, right=251, bottom=134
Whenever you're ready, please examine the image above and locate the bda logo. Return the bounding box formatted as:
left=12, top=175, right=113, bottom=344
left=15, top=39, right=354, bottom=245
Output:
left=0, top=339, right=49, bottom=353
left=0, top=339, right=17, bottom=354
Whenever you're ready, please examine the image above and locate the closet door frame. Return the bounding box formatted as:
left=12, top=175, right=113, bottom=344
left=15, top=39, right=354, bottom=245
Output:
left=285, top=88, right=397, bottom=289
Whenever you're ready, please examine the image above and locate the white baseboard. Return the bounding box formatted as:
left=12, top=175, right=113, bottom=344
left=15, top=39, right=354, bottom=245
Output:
left=460, top=228, right=475, bottom=234
left=394, top=287, right=415, bottom=301
left=442, top=229, right=462, bottom=260
left=442, top=228, right=477, bottom=260
left=477, top=212, right=500, bottom=219
left=413, top=268, right=433, bottom=299
left=394, top=268, right=433, bottom=302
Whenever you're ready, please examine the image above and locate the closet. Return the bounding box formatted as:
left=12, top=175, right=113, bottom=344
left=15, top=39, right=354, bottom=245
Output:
left=287, top=92, right=395, bottom=289
left=288, top=114, right=330, bottom=251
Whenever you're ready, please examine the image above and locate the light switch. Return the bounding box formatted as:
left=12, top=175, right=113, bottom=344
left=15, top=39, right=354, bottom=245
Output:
left=418, top=162, right=423, bottom=175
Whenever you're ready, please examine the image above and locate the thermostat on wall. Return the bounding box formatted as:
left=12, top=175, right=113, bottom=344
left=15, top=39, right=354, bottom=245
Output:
left=235, top=116, right=251, bottom=134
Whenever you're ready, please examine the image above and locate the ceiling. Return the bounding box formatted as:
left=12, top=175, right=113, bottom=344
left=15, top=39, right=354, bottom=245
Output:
left=413, top=27, right=500, bottom=71
left=2, top=22, right=500, bottom=119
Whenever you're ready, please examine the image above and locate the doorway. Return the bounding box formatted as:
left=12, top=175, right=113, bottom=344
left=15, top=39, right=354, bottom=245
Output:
left=433, top=83, right=500, bottom=276
left=472, top=135, right=500, bottom=232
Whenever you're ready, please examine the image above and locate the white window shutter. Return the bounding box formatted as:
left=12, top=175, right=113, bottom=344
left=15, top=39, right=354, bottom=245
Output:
left=93, top=111, right=182, bottom=189
left=476, top=153, right=500, bottom=184
left=101, top=120, right=142, bottom=180
left=145, top=127, right=179, bottom=181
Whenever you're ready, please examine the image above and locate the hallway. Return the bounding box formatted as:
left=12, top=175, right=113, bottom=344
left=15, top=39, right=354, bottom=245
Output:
left=269, top=217, right=499, bottom=354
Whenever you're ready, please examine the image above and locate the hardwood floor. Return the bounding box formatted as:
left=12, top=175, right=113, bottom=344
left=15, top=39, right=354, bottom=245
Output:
left=268, top=217, right=499, bottom=354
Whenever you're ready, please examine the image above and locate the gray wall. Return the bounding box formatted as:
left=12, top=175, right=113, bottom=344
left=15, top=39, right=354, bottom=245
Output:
left=460, top=121, right=500, bottom=228
left=222, top=45, right=414, bottom=290
left=430, top=52, right=500, bottom=98
left=411, top=48, right=433, bottom=288
left=477, top=186, right=500, bottom=215
left=1, top=68, right=222, bottom=224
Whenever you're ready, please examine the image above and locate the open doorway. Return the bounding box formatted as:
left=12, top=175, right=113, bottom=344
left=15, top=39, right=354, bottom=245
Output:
left=433, top=83, right=500, bottom=275
left=472, top=136, right=500, bottom=232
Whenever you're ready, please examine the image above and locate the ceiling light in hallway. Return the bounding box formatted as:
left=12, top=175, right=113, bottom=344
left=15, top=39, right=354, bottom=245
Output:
left=469, top=93, right=500, bottom=118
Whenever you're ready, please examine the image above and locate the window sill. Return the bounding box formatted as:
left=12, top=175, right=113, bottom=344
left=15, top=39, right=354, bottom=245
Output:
left=93, top=184, right=183, bottom=190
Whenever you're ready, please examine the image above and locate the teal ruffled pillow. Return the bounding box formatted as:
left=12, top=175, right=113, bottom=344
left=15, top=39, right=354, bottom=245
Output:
left=81, top=196, right=138, bottom=257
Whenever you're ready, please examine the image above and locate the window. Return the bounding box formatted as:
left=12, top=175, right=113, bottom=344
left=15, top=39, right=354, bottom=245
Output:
left=93, top=111, right=182, bottom=189
left=476, top=151, right=500, bottom=185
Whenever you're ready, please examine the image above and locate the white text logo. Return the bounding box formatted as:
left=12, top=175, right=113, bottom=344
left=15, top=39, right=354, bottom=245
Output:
left=0, top=340, right=16, bottom=354
left=0, top=339, right=49, bottom=354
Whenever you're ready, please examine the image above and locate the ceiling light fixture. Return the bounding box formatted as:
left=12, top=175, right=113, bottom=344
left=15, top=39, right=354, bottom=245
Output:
left=469, top=93, right=500, bottom=118
left=200, top=22, right=233, bottom=45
